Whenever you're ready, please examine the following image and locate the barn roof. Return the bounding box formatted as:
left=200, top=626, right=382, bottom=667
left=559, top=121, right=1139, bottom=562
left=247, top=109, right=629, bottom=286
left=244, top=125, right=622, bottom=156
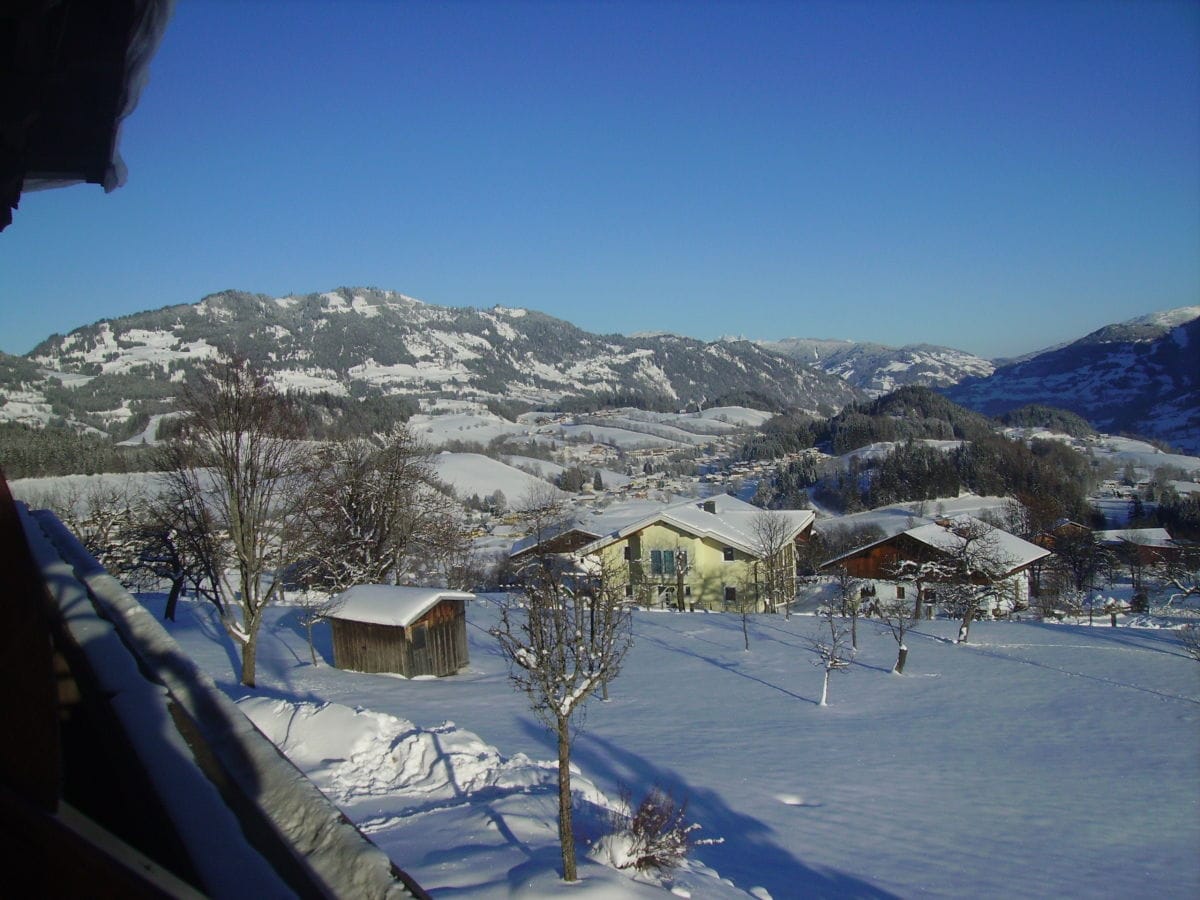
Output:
left=821, top=514, right=1049, bottom=575
left=1094, top=527, right=1175, bottom=548
left=331, top=585, right=474, bottom=628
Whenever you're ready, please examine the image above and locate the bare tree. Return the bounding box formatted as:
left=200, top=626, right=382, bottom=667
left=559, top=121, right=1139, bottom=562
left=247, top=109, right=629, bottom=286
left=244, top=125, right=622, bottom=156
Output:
left=300, top=426, right=460, bottom=591
left=888, top=557, right=950, bottom=625
left=876, top=593, right=919, bottom=674
left=491, top=558, right=633, bottom=882
left=936, top=519, right=1015, bottom=644
left=831, top=564, right=863, bottom=650
left=751, top=509, right=796, bottom=617
left=1048, top=529, right=1108, bottom=596
left=1151, top=545, right=1200, bottom=608
left=725, top=574, right=759, bottom=651
left=807, top=603, right=852, bottom=706
left=160, top=360, right=308, bottom=687
left=293, top=589, right=344, bottom=666
left=890, top=518, right=1016, bottom=644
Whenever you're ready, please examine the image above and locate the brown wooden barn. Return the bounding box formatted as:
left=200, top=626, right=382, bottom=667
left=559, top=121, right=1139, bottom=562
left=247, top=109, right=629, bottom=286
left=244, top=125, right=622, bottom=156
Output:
left=329, top=586, right=474, bottom=677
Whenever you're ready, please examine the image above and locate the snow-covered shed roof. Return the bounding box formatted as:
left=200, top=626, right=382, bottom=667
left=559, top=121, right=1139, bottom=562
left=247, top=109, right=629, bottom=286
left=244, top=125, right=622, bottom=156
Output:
left=581, top=494, right=815, bottom=558
left=332, top=585, right=475, bottom=628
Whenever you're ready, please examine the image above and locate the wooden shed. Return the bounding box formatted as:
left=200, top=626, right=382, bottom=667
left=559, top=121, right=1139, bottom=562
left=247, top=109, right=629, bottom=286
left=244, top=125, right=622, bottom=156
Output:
left=329, top=586, right=473, bottom=677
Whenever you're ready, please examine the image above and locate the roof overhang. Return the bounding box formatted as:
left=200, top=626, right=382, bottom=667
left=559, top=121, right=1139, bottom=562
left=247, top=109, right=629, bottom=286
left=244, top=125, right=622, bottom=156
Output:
left=2, top=0, right=174, bottom=230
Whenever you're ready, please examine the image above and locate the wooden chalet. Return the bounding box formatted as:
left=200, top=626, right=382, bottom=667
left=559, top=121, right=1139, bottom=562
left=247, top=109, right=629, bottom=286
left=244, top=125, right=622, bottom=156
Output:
left=820, top=515, right=1050, bottom=611
left=330, top=585, right=473, bottom=677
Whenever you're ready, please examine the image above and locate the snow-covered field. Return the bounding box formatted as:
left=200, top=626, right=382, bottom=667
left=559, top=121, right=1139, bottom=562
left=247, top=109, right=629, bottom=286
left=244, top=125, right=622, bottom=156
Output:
left=432, top=452, right=565, bottom=502
left=146, top=593, right=1200, bottom=898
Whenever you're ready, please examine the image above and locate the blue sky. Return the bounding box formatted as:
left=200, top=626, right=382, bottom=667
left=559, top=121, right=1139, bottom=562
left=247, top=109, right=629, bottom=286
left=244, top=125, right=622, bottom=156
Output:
left=1, top=0, right=1197, bottom=359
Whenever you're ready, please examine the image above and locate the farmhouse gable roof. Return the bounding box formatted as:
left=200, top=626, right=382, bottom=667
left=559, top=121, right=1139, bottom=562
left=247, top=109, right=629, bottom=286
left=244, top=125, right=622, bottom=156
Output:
left=821, top=514, right=1049, bottom=575
left=582, top=494, right=815, bottom=558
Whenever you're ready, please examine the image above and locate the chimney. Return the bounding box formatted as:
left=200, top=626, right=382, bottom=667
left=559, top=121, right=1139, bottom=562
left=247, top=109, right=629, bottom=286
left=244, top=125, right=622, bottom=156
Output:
left=702, top=500, right=717, bottom=514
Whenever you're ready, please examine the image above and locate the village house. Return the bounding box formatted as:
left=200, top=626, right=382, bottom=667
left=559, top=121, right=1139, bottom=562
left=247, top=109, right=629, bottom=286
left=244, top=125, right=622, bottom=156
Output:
left=820, top=515, right=1050, bottom=616
left=1093, top=527, right=1183, bottom=565
left=577, top=494, right=815, bottom=612
left=329, top=585, right=474, bottom=677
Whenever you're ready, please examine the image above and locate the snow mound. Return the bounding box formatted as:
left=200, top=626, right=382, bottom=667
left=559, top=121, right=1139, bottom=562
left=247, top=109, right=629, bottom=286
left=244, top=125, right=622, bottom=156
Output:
left=239, top=698, right=555, bottom=806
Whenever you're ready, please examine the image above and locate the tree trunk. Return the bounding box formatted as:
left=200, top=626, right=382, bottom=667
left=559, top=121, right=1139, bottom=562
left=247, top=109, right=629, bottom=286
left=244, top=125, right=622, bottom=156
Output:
left=163, top=577, right=184, bottom=622
left=556, top=718, right=577, bottom=881
left=742, top=613, right=750, bottom=651
left=913, top=588, right=924, bottom=623
left=1110, top=611, right=1117, bottom=627
left=306, top=621, right=318, bottom=666
left=957, top=605, right=975, bottom=644
left=893, top=643, right=908, bottom=674
left=851, top=613, right=858, bottom=650
left=819, top=667, right=830, bottom=706
left=241, top=626, right=258, bottom=687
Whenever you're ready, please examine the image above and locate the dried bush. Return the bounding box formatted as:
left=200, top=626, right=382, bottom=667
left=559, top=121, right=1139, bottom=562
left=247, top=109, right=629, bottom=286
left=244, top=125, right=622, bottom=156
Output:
left=605, top=784, right=695, bottom=874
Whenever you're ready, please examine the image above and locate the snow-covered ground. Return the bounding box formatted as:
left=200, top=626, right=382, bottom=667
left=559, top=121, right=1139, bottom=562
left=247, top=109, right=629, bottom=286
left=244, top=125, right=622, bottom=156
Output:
left=432, top=452, right=563, bottom=503
left=146, top=593, right=1200, bottom=898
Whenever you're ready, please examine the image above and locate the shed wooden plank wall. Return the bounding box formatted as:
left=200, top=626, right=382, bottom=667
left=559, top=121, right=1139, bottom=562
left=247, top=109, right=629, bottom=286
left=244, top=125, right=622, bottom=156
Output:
left=331, top=599, right=468, bottom=677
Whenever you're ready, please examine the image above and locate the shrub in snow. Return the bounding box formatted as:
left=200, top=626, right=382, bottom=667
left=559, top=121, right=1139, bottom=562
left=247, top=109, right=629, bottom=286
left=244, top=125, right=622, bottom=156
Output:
left=596, top=785, right=696, bottom=875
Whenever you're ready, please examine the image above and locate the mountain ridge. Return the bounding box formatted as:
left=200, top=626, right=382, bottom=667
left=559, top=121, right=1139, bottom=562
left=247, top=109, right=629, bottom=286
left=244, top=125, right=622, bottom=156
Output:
left=944, top=306, right=1200, bottom=453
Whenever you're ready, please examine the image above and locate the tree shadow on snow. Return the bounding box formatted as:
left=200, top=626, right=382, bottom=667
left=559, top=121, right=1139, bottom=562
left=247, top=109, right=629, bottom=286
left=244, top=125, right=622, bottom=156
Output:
left=269, top=608, right=335, bottom=666
left=636, top=631, right=819, bottom=705
left=1022, top=619, right=1196, bottom=660
left=536, top=723, right=899, bottom=899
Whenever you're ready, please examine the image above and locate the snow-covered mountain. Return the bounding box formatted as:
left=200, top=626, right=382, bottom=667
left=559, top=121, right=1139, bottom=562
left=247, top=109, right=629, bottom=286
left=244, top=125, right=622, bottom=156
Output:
left=944, top=306, right=1200, bottom=454
left=2, top=288, right=861, bottom=439
left=757, top=337, right=995, bottom=397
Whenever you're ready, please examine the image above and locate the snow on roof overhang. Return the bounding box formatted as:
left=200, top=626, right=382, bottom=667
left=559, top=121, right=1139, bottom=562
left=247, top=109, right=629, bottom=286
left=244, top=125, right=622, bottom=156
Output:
left=331, top=585, right=475, bottom=628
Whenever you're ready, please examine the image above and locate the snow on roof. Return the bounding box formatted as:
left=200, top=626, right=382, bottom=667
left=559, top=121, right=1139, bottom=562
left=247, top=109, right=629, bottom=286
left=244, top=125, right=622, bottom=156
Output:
left=901, top=516, right=1049, bottom=571
left=1094, top=527, right=1175, bottom=548
left=583, top=494, right=815, bottom=557
left=822, top=514, right=1049, bottom=573
left=332, top=585, right=474, bottom=628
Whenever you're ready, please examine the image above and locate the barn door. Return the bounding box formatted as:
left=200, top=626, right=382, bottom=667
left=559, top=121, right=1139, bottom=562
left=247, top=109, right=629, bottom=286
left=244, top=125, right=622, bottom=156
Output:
left=410, top=623, right=431, bottom=675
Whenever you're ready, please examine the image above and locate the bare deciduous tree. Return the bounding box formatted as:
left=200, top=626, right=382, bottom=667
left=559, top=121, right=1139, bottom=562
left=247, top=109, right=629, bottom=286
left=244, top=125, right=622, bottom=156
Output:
left=876, top=593, right=919, bottom=674
left=807, top=603, right=852, bottom=706
left=491, top=546, right=632, bottom=882
left=300, top=426, right=463, bottom=591
left=751, top=509, right=796, bottom=617
left=293, top=589, right=344, bottom=666
left=160, top=360, right=308, bottom=687
left=936, top=519, right=1015, bottom=644
left=831, top=563, right=863, bottom=650
left=1152, top=545, right=1200, bottom=608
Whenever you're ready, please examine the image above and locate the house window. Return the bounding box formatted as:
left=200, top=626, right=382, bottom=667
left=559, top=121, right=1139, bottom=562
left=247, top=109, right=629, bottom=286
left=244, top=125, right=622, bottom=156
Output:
left=723, top=547, right=735, bottom=562
left=623, top=546, right=632, bottom=560
left=650, top=549, right=676, bottom=576
left=724, top=586, right=737, bottom=606
left=684, top=586, right=692, bottom=597
left=625, top=584, right=633, bottom=598
left=896, top=585, right=906, bottom=599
